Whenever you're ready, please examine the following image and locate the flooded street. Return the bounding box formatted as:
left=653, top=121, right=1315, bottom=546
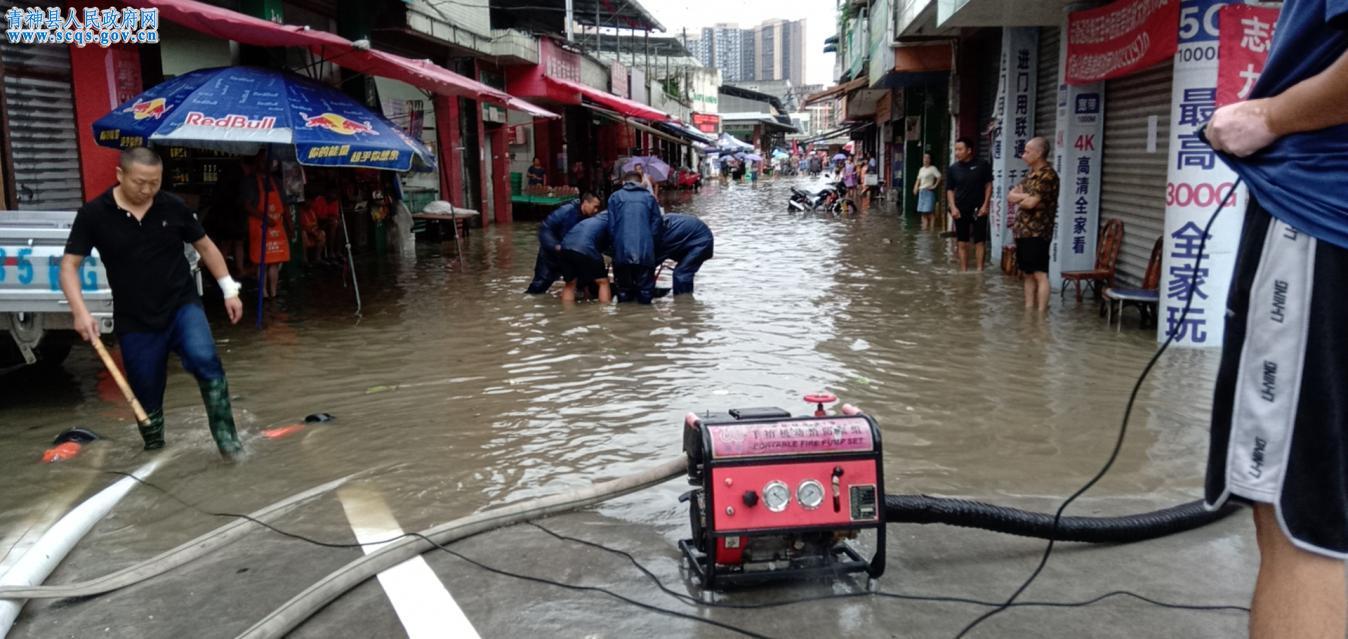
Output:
left=0, top=177, right=1243, bottom=638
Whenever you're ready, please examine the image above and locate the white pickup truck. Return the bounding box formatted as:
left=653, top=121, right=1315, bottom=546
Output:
left=0, top=211, right=114, bottom=370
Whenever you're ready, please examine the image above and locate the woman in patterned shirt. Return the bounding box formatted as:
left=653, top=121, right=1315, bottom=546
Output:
left=1008, top=137, right=1060, bottom=312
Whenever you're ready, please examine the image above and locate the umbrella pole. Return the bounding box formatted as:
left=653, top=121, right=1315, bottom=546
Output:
left=338, top=202, right=362, bottom=316
left=256, top=148, right=271, bottom=329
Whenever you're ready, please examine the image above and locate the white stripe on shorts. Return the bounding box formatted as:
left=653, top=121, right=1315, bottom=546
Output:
left=1223, top=218, right=1317, bottom=503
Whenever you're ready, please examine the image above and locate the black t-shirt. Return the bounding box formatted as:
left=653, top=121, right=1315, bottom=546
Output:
left=946, top=159, right=993, bottom=214
left=65, top=188, right=206, bottom=335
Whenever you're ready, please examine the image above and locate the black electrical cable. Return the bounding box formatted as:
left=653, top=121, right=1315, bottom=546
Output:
left=99, top=467, right=1243, bottom=637
left=953, top=176, right=1246, bottom=638
left=102, top=471, right=774, bottom=639
left=526, top=521, right=1249, bottom=614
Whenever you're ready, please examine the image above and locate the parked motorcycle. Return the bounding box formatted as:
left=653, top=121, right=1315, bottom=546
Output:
left=787, top=180, right=856, bottom=214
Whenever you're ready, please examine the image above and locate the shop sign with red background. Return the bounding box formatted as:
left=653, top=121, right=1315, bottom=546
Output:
left=691, top=112, right=720, bottom=133
left=1215, top=4, right=1278, bottom=107
left=1066, top=0, right=1180, bottom=84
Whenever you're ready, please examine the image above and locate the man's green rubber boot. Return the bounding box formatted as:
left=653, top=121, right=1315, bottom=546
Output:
left=199, top=378, right=244, bottom=459
left=138, top=409, right=165, bottom=451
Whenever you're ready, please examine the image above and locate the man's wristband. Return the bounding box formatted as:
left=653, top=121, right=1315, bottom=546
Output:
left=217, top=276, right=241, bottom=300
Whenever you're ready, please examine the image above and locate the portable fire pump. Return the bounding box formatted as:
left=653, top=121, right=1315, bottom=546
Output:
left=679, top=394, right=885, bottom=588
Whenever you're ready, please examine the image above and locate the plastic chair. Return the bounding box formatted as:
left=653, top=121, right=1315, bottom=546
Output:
left=1103, top=236, right=1164, bottom=331
left=1061, top=218, right=1124, bottom=302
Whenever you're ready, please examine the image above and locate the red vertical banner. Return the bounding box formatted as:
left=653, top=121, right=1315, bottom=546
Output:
left=1215, top=5, right=1280, bottom=107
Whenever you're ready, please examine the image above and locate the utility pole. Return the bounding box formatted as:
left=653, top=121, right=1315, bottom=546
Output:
left=565, top=0, right=573, bottom=42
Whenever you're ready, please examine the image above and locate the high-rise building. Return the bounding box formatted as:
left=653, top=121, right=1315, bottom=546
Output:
left=740, top=28, right=756, bottom=81
left=754, top=19, right=805, bottom=86
left=693, top=19, right=805, bottom=87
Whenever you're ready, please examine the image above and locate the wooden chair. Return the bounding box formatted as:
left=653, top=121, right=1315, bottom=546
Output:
left=1061, top=218, right=1124, bottom=302
left=1103, top=236, right=1164, bottom=331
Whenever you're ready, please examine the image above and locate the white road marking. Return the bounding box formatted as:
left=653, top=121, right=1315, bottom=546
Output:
left=338, top=487, right=479, bottom=639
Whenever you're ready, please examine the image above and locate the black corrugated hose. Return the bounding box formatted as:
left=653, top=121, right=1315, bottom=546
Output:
left=885, top=495, right=1241, bottom=544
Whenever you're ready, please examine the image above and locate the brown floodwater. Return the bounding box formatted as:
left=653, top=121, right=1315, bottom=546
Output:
left=0, top=176, right=1225, bottom=630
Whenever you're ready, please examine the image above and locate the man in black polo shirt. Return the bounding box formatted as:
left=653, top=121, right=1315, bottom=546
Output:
left=945, top=137, right=994, bottom=272
left=60, top=147, right=245, bottom=459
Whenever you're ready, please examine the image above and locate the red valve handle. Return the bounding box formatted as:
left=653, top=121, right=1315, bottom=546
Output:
left=804, top=392, right=838, bottom=417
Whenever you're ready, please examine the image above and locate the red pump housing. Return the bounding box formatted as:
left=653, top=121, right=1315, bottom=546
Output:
left=679, top=402, right=885, bottom=588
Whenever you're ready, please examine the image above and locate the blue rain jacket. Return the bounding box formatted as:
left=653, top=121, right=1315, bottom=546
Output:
left=539, top=200, right=583, bottom=251
left=658, top=214, right=714, bottom=295
left=561, top=211, right=612, bottom=262
left=606, top=183, right=662, bottom=266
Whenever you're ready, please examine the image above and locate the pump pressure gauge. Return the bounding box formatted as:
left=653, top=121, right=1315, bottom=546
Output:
left=797, top=479, right=825, bottom=510
left=763, top=481, right=791, bottom=512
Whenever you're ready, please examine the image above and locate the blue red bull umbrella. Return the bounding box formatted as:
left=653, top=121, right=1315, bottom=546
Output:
left=93, top=66, right=436, bottom=172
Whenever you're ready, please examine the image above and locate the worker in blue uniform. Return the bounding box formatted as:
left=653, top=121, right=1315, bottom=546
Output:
left=525, top=193, right=601, bottom=294
left=559, top=210, right=612, bottom=303
left=657, top=213, right=714, bottom=295
left=606, top=172, right=662, bottom=304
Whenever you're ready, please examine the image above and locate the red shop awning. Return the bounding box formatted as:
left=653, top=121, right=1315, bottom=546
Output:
left=512, top=72, right=668, bottom=121
left=126, top=0, right=558, bottom=119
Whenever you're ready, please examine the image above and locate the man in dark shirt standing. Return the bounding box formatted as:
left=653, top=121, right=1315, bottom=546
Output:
left=61, top=148, right=245, bottom=459
left=945, top=137, right=994, bottom=272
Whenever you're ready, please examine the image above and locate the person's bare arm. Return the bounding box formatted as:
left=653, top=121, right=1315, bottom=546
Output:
left=979, top=182, right=993, bottom=216
left=192, top=236, right=244, bottom=324
left=59, top=254, right=98, bottom=342
left=947, top=187, right=960, bottom=219
left=1209, top=47, right=1348, bottom=156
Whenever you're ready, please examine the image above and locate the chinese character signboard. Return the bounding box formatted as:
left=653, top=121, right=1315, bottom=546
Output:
left=990, top=28, right=1037, bottom=257
left=610, top=62, right=629, bottom=99
left=539, top=39, right=580, bottom=83
left=1065, top=0, right=1179, bottom=84
left=1215, top=4, right=1279, bottom=107
left=1050, top=22, right=1105, bottom=284
left=1160, top=0, right=1248, bottom=347
left=691, top=112, right=720, bottom=134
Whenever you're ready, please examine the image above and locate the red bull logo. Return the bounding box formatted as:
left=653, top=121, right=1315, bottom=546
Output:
left=301, top=112, right=379, bottom=136
left=183, top=111, right=277, bottom=129
left=125, top=97, right=169, bottom=120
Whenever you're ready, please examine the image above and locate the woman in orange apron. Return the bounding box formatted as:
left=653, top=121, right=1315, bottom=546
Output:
left=246, top=171, right=290, bottom=299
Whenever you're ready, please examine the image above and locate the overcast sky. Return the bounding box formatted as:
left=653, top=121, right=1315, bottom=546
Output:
left=646, top=0, right=839, bottom=86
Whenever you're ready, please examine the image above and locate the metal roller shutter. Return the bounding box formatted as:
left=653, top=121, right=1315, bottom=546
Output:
left=1100, top=61, right=1172, bottom=285
left=1035, top=27, right=1059, bottom=140
left=0, top=35, right=83, bottom=210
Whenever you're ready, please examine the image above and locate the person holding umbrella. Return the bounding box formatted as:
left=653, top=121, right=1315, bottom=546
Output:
left=634, top=162, right=658, bottom=198
left=60, top=147, right=245, bottom=459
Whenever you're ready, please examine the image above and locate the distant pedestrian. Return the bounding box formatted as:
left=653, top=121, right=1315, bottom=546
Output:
left=240, top=152, right=289, bottom=298
left=607, top=172, right=663, bottom=304
left=842, top=159, right=858, bottom=202
left=913, top=152, right=942, bottom=230
left=527, top=157, right=547, bottom=187
left=945, top=137, right=993, bottom=272
left=1007, top=137, right=1059, bottom=312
